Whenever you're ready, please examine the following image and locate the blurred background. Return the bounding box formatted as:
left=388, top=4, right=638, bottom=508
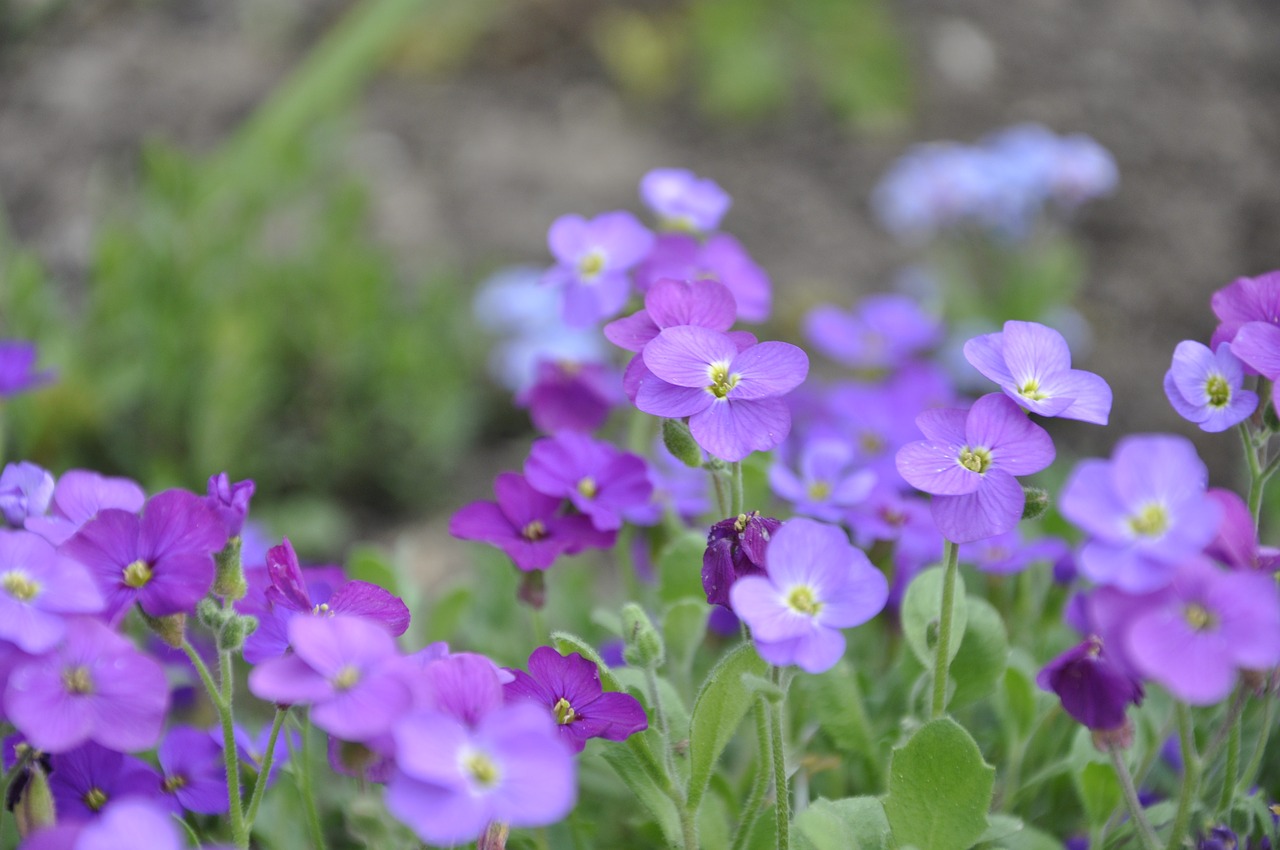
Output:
left=1, top=0, right=1279, bottom=553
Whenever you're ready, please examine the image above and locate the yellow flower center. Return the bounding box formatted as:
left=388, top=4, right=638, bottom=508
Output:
left=577, top=477, right=597, bottom=499
left=333, top=665, right=361, bottom=691
left=1, top=570, right=39, bottom=602
left=83, top=787, right=108, bottom=812
left=63, top=665, right=94, bottom=695
left=1128, top=503, right=1169, bottom=537
left=312, top=602, right=333, bottom=616
left=463, top=751, right=501, bottom=788
left=958, top=447, right=992, bottom=474
left=733, top=513, right=750, bottom=532
left=786, top=585, right=822, bottom=617
left=578, top=251, right=606, bottom=280
left=807, top=481, right=832, bottom=501
left=706, top=362, right=740, bottom=400
left=1183, top=603, right=1217, bottom=632
left=1017, top=378, right=1049, bottom=401
left=1205, top=374, right=1231, bottom=408
left=522, top=520, right=548, bottom=541
left=163, top=775, right=188, bottom=793
left=553, top=697, right=578, bottom=725
left=123, top=559, right=153, bottom=589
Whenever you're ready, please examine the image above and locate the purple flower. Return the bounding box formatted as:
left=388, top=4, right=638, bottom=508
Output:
left=963, top=320, right=1112, bottom=424
left=1059, top=434, right=1222, bottom=592
left=24, top=470, right=146, bottom=547
left=248, top=614, right=411, bottom=742
left=386, top=702, right=576, bottom=845
left=1163, top=341, right=1257, bottom=432
left=963, top=529, right=1071, bottom=575
left=515, top=359, right=622, bottom=433
left=769, top=437, right=876, bottom=523
left=640, top=168, right=731, bottom=232
left=4, top=618, right=168, bottom=753
left=1037, top=636, right=1143, bottom=732
left=48, top=742, right=169, bottom=822
left=158, top=726, right=231, bottom=814
left=450, top=472, right=614, bottom=572
left=205, top=473, right=255, bottom=538
left=0, top=463, right=55, bottom=527
left=730, top=518, right=889, bottom=673
left=24, top=797, right=182, bottom=850
left=804, top=294, right=942, bottom=371
left=896, top=393, right=1056, bottom=543
left=0, top=342, right=54, bottom=397
left=61, top=489, right=228, bottom=622
left=633, top=233, right=772, bottom=323
left=524, top=432, right=653, bottom=532
left=228, top=723, right=298, bottom=788
left=604, top=278, right=739, bottom=354
left=0, top=529, right=104, bottom=653
left=1209, top=270, right=1280, bottom=350
left=504, top=647, right=647, bottom=752
left=543, top=211, right=655, bottom=327
left=263, top=538, right=410, bottom=636
left=703, top=512, right=781, bottom=609
left=1204, top=489, right=1280, bottom=573
left=637, top=326, right=807, bottom=462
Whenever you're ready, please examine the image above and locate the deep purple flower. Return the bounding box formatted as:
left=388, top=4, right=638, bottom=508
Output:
left=263, top=538, right=410, bottom=636
left=0, top=463, right=55, bottom=527
left=730, top=518, right=889, bottom=673
left=542, top=211, right=655, bottom=327
left=386, top=702, right=576, bottom=845
left=1163, top=341, right=1257, bottom=432
left=633, top=233, right=771, bottom=323
left=1205, top=488, right=1280, bottom=572
left=61, top=489, right=228, bottom=622
left=896, top=393, right=1056, bottom=543
left=24, top=470, right=146, bottom=547
left=248, top=614, right=411, bottom=742
left=769, top=437, right=876, bottom=523
left=964, top=321, right=1112, bottom=424
left=804, top=294, right=942, bottom=371
left=48, top=742, right=169, bottom=822
left=703, top=512, right=781, bottom=609
left=4, top=618, right=169, bottom=753
left=206, top=473, right=254, bottom=538
left=1059, top=434, right=1222, bottom=592
left=504, top=647, right=647, bottom=752
left=0, top=342, right=54, bottom=397
left=450, top=472, right=614, bottom=572
left=640, top=168, right=731, bottom=232
left=637, top=326, right=807, bottom=462
left=1209, top=270, right=1280, bottom=350
left=0, top=530, right=104, bottom=653
left=157, top=726, right=232, bottom=814
left=1036, top=635, right=1143, bottom=732
left=524, top=432, right=653, bottom=532
left=515, top=359, right=622, bottom=433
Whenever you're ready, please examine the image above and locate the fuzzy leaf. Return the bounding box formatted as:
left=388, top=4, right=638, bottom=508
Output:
left=883, top=717, right=995, bottom=850
left=686, top=643, right=768, bottom=812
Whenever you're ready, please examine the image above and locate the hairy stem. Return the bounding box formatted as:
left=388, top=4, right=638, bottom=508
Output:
left=1108, top=745, right=1161, bottom=850
left=931, top=540, right=960, bottom=718
left=1166, top=703, right=1200, bottom=850
left=245, top=706, right=289, bottom=828
left=770, top=667, right=791, bottom=850
left=730, top=699, right=773, bottom=850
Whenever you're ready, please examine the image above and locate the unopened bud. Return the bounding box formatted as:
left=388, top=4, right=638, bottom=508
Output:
left=213, top=536, right=247, bottom=601
left=1264, top=401, right=1280, bottom=434
left=140, top=610, right=187, bottom=648
left=13, top=760, right=55, bottom=837
left=1021, top=487, right=1051, bottom=521
left=219, top=614, right=258, bottom=653
left=662, top=419, right=702, bottom=468
left=517, top=570, right=547, bottom=610
left=621, top=603, right=664, bottom=668
left=197, top=597, right=233, bottom=630
left=1091, top=718, right=1135, bottom=753
left=478, top=821, right=510, bottom=850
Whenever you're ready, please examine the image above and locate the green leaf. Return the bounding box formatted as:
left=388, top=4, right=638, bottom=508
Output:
left=663, top=599, right=710, bottom=676
left=551, top=631, right=626, bottom=693
left=902, top=566, right=968, bottom=668
left=600, top=743, right=682, bottom=847
left=793, top=796, right=892, bottom=850
left=995, top=824, right=1064, bottom=850
left=977, top=813, right=1023, bottom=842
left=658, top=531, right=710, bottom=603
left=947, top=596, right=1009, bottom=709
left=1000, top=665, right=1037, bottom=738
left=1075, top=761, right=1121, bottom=830
left=346, top=544, right=400, bottom=597
left=883, top=717, right=995, bottom=850
left=686, top=643, right=768, bottom=812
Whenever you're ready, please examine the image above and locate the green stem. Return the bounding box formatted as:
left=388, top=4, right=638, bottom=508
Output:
left=931, top=540, right=960, bottom=719
left=1239, top=424, right=1266, bottom=524
left=1238, top=681, right=1275, bottom=790
left=643, top=665, right=681, bottom=793
left=770, top=667, right=790, bottom=850
left=730, top=462, right=745, bottom=517
left=297, top=714, right=328, bottom=850
left=1167, top=703, right=1200, bottom=850
left=711, top=468, right=730, bottom=518
left=530, top=605, right=550, bottom=648
left=1108, top=746, right=1161, bottom=850
left=182, top=640, right=247, bottom=847
left=730, top=699, right=773, bottom=850
left=1216, top=715, right=1240, bottom=817
left=245, top=707, right=289, bottom=828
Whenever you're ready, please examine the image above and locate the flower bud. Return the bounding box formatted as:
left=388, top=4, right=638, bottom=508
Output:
left=621, top=602, right=664, bottom=668
left=140, top=611, right=187, bottom=648
left=219, top=614, right=258, bottom=653
left=1021, top=486, right=1051, bottom=521
left=213, top=535, right=248, bottom=601
left=13, top=759, right=56, bottom=837
left=662, top=419, right=702, bottom=468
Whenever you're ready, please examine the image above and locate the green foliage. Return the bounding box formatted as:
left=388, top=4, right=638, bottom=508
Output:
left=947, top=595, right=1010, bottom=709
left=687, top=643, right=768, bottom=812
left=902, top=566, right=969, bottom=668
left=883, top=717, right=996, bottom=850
left=792, top=796, right=892, bottom=850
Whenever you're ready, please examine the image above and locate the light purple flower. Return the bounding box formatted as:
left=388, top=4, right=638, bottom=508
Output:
left=158, top=726, right=231, bottom=814
left=0, top=463, right=55, bottom=527
left=386, top=701, right=576, bottom=845
left=639, top=168, right=731, bottom=232
left=249, top=614, right=412, bottom=742
left=61, top=489, right=228, bottom=623
left=964, top=320, right=1112, bottom=424
left=0, top=342, right=54, bottom=397
left=963, top=529, right=1071, bottom=575
left=24, top=470, right=146, bottom=547
left=23, top=796, right=182, bottom=850
left=228, top=722, right=298, bottom=789
left=543, top=211, right=655, bottom=327
left=1059, top=434, right=1222, bottom=592
left=1204, top=488, right=1280, bottom=572
left=633, top=233, right=771, bottom=323
left=524, top=432, right=653, bottom=532
left=1162, top=341, right=1257, bottom=432
left=804, top=294, right=942, bottom=371
left=1229, top=320, right=1280, bottom=380
left=1209, top=270, right=1280, bottom=350
left=769, top=437, right=876, bottom=522
left=636, top=326, right=807, bottom=462
left=515, top=359, right=622, bottom=433
left=896, top=393, right=1056, bottom=544
left=604, top=278, right=739, bottom=354
left=504, top=646, right=647, bottom=752
left=206, top=472, right=255, bottom=538
left=4, top=617, right=169, bottom=753
left=0, top=530, right=104, bottom=653
left=730, top=518, right=889, bottom=673
left=450, top=472, right=615, bottom=572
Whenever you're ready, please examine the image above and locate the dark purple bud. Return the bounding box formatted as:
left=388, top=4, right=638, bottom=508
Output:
left=702, top=512, right=781, bottom=609
left=206, top=473, right=255, bottom=538
left=1199, top=826, right=1239, bottom=850
left=1037, top=635, right=1144, bottom=737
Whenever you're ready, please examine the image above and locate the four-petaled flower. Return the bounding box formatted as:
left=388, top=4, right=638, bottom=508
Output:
left=1163, top=341, right=1257, bottom=432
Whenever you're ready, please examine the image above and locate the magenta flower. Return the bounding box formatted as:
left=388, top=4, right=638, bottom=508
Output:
left=205, top=472, right=255, bottom=538
left=0, top=341, right=54, bottom=397
left=769, top=437, right=876, bottom=523
left=542, top=211, right=655, bottom=327
left=504, top=647, right=647, bottom=753
left=61, top=489, right=228, bottom=623
left=386, top=701, right=576, bottom=845
left=1163, top=341, right=1257, bottom=432
left=524, top=432, right=653, bottom=532
left=805, top=294, right=942, bottom=371
left=24, top=470, right=146, bottom=546
left=896, top=393, right=1055, bottom=543
left=1037, top=636, right=1143, bottom=732
left=158, top=726, right=232, bottom=814
left=963, top=320, right=1112, bottom=424
left=0, top=462, right=55, bottom=527
left=639, top=168, right=731, bottom=232
left=48, top=743, right=170, bottom=822
left=515, top=359, right=622, bottom=433
left=450, top=472, right=614, bottom=572
left=263, top=538, right=410, bottom=636
left=0, top=530, right=103, bottom=653
left=730, top=518, right=889, bottom=673
left=1059, top=434, right=1222, bottom=592
left=702, top=511, right=780, bottom=609
left=633, top=233, right=772, bottom=323
left=604, top=278, right=739, bottom=354
left=1204, top=488, right=1280, bottom=572
left=4, top=618, right=168, bottom=753
left=1209, top=269, right=1280, bottom=349
left=637, top=326, right=808, bottom=462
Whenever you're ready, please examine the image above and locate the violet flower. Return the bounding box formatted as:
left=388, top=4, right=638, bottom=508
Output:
left=963, top=529, right=1071, bottom=576
left=804, top=294, right=942, bottom=372
left=228, top=722, right=298, bottom=788
left=896, top=393, right=1055, bottom=543
left=524, top=432, right=653, bottom=532
left=542, top=211, right=655, bottom=327
left=24, top=470, right=146, bottom=546
left=1037, top=635, right=1143, bottom=733
left=158, top=726, right=232, bottom=814
left=1205, top=488, right=1280, bottom=572
left=0, top=530, right=104, bottom=653
left=1059, top=434, right=1222, bottom=592
left=963, top=320, right=1112, bottom=424
left=515, top=359, right=622, bottom=434
left=605, top=277, right=740, bottom=355
left=768, top=437, right=876, bottom=523
left=23, top=797, right=183, bottom=850
left=1163, top=341, right=1257, bottom=432
left=636, top=326, right=807, bottom=462
left=633, top=233, right=772, bottom=323
left=263, top=538, right=410, bottom=636
left=639, top=168, right=731, bottom=232
left=61, top=489, right=228, bottom=623
left=1209, top=269, right=1280, bottom=349
left=205, top=472, right=255, bottom=538
left=504, top=646, right=647, bottom=752
left=48, top=742, right=170, bottom=822
left=0, top=342, right=54, bottom=397
left=0, top=463, right=55, bottom=527
left=730, top=518, right=889, bottom=673
left=702, top=511, right=780, bottom=609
